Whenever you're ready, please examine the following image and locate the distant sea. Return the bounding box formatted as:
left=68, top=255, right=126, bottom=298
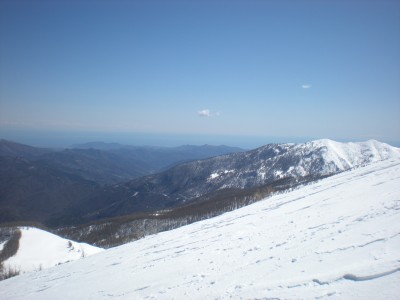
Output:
left=1, top=129, right=398, bottom=149
left=0, top=129, right=316, bottom=149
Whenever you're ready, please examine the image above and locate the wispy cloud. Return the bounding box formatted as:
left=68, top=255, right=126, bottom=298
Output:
left=198, top=109, right=220, bottom=117
left=198, top=109, right=211, bottom=117
left=302, top=84, right=312, bottom=89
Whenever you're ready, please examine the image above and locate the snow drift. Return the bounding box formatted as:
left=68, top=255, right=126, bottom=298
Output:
left=1, top=157, right=399, bottom=299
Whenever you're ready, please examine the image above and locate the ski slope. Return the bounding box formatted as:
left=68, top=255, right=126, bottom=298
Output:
left=3, top=227, right=103, bottom=273
left=1, top=158, right=399, bottom=299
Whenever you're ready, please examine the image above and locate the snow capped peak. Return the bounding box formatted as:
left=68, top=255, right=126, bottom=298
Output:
left=306, top=139, right=400, bottom=172
left=154, top=139, right=400, bottom=203
left=310, top=138, right=397, bottom=151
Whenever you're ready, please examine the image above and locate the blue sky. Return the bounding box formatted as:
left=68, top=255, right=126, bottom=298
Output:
left=0, top=0, right=399, bottom=147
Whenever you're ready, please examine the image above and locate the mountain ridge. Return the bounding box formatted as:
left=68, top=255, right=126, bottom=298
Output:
left=310, top=139, right=399, bottom=170
left=0, top=139, right=53, bottom=158
left=70, top=139, right=399, bottom=225
left=1, top=139, right=398, bottom=228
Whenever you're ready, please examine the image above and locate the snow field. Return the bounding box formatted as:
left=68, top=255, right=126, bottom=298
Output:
left=3, top=227, right=103, bottom=273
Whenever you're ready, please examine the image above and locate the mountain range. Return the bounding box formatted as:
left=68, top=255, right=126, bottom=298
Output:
left=1, top=138, right=399, bottom=242
left=0, top=139, right=243, bottom=184
left=58, top=139, right=400, bottom=225
left=0, top=139, right=242, bottom=225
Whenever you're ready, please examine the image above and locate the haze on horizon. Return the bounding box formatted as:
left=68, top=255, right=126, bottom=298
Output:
left=1, top=0, right=399, bottom=148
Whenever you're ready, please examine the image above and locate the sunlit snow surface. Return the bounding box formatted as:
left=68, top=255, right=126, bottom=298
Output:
left=3, top=227, right=103, bottom=273
left=1, top=159, right=400, bottom=299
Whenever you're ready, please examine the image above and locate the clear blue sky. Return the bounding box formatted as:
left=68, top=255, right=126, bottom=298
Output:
left=1, top=0, right=399, bottom=147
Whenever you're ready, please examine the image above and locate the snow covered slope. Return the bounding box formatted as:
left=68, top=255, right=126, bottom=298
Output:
left=1, top=158, right=399, bottom=299
left=246, top=138, right=400, bottom=180
left=2, top=227, right=103, bottom=273
left=309, top=139, right=400, bottom=172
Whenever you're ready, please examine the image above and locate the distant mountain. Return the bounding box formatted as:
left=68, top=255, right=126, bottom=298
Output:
left=0, top=155, right=100, bottom=224
left=70, top=142, right=245, bottom=175
left=0, top=139, right=53, bottom=158
left=72, top=141, right=244, bottom=155
left=1, top=140, right=244, bottom=184
left=0, top=140, right=243, bottom=225
left=62, top=139, right=400, bottom=225
left=71, top=141, right=131, bottom=150
left=37, top=148, right=151, bottom=184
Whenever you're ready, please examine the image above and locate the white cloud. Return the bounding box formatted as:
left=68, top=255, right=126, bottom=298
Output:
left=198, top=109, right=220, bottom=117
left=302, top=84, right=312, bottom=89
left=198, top=109, right=211, bottom=117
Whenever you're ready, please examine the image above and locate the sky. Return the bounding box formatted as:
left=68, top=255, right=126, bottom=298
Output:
left=0, top=0, right=399, bottom=148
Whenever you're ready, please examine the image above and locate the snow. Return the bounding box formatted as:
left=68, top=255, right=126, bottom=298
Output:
left=0, top=241, right=5, bottom=252
left=2, top=227, right=103, bottom=273
left=1, top=158, right=400, bottom=299
left=208, top=170, right=235, bottom=181
left=309, top=139, right=400, bottom=172
left=209, top=172, right=219, bottom=180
